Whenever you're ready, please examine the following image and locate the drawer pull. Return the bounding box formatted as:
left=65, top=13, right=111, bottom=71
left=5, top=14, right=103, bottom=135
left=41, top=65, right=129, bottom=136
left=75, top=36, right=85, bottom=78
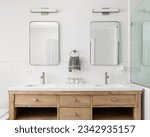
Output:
left=112, top=98, right=117, bottom=102
left=72, top=98, right=77, bottom=102
left=33, top=98, right=39, bottom=102
left=72, top=113, right=78, bottom=117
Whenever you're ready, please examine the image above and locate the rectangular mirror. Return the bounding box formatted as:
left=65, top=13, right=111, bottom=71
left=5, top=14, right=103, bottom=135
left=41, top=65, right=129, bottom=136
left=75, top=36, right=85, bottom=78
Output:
left=90, top=21, right=119, bottom=65
left=143, top=22, right=150, bottom=65
left=29, top=21, right=59, bottom=65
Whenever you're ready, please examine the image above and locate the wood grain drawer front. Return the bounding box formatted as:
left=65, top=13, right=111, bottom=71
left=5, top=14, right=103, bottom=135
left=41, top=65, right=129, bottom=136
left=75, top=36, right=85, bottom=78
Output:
left=93, top=95, right=135, bottom=106
left=60, top=96, right=91, bottom=107
left=59, top=108, right=91, bottom=120
left=15, top=95, right=57, bottom=107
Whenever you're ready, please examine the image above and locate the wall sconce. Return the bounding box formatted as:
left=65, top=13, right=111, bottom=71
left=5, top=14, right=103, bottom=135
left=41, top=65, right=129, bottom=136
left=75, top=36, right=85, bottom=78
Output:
left=92, top=8, right=120, bottom=15
left=30, top=8, right=58, bottom=15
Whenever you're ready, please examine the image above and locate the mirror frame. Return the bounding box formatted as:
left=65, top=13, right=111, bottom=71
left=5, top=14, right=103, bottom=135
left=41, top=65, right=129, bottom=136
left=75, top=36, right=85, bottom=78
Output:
left=90, top=21, right=120, bottom=66
left=29, top=21, right=60, bottom=66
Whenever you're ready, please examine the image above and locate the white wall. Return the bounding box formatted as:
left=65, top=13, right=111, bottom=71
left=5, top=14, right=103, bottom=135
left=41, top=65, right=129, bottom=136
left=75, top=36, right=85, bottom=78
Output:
left=0, top=0, right=129, bottom=108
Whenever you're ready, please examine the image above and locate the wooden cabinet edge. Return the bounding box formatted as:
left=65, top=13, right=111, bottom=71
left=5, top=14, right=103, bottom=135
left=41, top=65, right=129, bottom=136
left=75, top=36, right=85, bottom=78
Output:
left=133, top=93, right=142, bottom=120
left=9, top=94, right=16, bottom=120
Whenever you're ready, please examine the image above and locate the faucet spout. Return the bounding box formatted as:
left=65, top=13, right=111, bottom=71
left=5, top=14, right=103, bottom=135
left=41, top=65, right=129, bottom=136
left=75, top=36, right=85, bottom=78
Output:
left=40, top=72, right=45, bottom=84
left=105, top=72, right=109, bottom=84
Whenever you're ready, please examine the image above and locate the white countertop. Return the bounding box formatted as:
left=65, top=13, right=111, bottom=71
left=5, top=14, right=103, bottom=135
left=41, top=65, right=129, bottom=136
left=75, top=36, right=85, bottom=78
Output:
left=8, top=84, right=143, bottom=92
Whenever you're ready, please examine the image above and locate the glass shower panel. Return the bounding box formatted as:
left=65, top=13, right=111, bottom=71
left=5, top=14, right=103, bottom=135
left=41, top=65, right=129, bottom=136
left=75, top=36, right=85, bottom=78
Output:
left=131, top=0, right=150, bottom=87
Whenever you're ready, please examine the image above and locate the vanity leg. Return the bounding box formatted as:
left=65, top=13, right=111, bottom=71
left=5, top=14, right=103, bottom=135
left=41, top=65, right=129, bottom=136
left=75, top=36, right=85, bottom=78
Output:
left=9, top=94, right=16, bottom=120
left=57, top=96, right=60, bottom=120
left=133, top=94, right=141, bottom=120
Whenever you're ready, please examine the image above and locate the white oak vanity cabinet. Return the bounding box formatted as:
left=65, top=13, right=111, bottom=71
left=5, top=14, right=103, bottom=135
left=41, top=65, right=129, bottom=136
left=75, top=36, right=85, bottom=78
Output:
left=9, top=91, right=142, bottom=120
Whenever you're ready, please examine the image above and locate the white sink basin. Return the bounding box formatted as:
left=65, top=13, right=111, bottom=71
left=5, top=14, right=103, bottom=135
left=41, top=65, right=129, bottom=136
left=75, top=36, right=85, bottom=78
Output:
left=26, top=84, right=48, bottom=87
left=95, top=84, right=124, bottom=88
left=25, top=83, right=124, bottom=88
left=25, top=84, right=90, bottom=88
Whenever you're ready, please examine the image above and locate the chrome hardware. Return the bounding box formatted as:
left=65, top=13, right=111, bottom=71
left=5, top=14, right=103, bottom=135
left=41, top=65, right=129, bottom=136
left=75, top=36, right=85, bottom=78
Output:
left=40, top=72, right=45, bottom=84
left=72, top=98, right=76, bottom=102
left=105, top=72, right=109, bottom=84
left=72, top=113, right=78, bottom=117
left=33, top=98, right=38, bottom=102
left=112, top=98, right=117, bottom=102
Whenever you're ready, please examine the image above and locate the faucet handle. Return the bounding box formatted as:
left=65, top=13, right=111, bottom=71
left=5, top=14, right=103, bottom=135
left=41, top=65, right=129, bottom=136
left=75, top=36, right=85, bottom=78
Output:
left=105, top=72, right=109, bottom=77
left=41, top=72, right=46, bottom=84
left=105, top=72, right=109, bottom=84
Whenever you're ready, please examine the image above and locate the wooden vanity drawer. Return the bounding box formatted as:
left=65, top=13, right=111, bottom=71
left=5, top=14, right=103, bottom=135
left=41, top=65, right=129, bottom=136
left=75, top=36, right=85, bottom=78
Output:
left=93, top=95, right=135, bottom=106
left=15, top=94, right=57, bottom=107
left=60, top=96, right=91, bottom=107
left=59, top=108, right=91, bottom=120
